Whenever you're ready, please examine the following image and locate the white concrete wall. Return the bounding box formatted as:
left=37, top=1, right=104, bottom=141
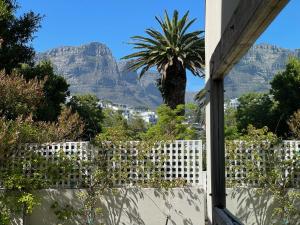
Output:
left=26, top=187, right=206, bottom=225
left=10, top=187, right=300, bottom=225
left=226, top=188, right=300, bottom=225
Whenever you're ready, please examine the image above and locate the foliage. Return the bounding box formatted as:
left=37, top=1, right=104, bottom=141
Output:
left=0, top=1, right=82, bottom=223
left=127, top=115, right=148, bottom=140
left=68, top=94, right=104, bottom=140
left=0, top=141, right=83, bottom=224
left=287, top=109, right=300, bottom=139
left=100, top=109, right=132, bottom=139
left=0, top=71, right=83, bottom=223
left=270, top=57, right=300, bottom=136
left=226, top=126, right=300, bottom=224
left=185, top=103, right=199, bottom=124
left=0, top=70, right=44, bottom=119
left=0, top=203, right=10, bottom=225
left=17, top=61, right=70, bottom=122
left=0, top=148, right=80, bottom=223
left=51, top=133, right=185, bottom=225
left=144, top=104, right=196, bottom=140
left=0, top=0, right=10, bottom=21
left=224, top=106, right=240, bottom=140
left=101, top=108, right=127, bottom=129
left=236, top=92, right=277, bottom=133
left=51, top=105, right=188, bottom=224
left=0, top=71, right=54, bottom=158
left=123, top=10, right=204, bottom=109
left=101, top=109, right=148, bottom=140
left=0, top=70, right=71, bottom=142
left=0, top=0, right=69, bottom=122
left=0, top=107, right=84, bottom=159
left=184, top=103, right=204, bottom=139
left=225, top=58, right=300, bottom=138
left=0, top=0, right=41, bottom=73
left=55, top=106, right=85, bottom=141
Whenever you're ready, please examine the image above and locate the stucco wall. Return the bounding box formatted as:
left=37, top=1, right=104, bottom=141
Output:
left=8, top=187, right=300, bottom=225
left=226, top=188, right=300, bottom=225
left=26, top=187, right=205, bottom=225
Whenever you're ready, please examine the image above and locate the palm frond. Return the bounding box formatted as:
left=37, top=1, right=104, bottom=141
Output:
left=122, top=10, right=205, bottom=80
left=180, top=18, right=197, bottom=36
left=164, top=10, right=172, bottom=31
left=195, top=88, right=207, bottom=106
left=177, top=11, right=189, bottom=32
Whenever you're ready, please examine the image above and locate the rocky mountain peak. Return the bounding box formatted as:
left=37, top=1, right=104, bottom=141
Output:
left=36, top=41, right=299, bottom=107
left=225, top=44, right=299, bottom=99
left=36, top=42, right=163, bottom=108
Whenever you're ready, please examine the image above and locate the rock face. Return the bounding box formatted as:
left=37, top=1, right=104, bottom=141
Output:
left=37, top=42, right=299, bottom=108
left=37, top=42, right=163, bottom=108
left=225, top=44, right=300, bottom=99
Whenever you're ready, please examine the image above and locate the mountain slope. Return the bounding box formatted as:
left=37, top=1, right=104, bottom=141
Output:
left=225, top=44, right=300, bottom=99
left=37, top=42, right=300, bottom=107
left=36, top=42, right=162, bottom=108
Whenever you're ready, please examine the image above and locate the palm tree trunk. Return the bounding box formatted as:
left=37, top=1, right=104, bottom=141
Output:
left=161, top=61, right=186, bottom=111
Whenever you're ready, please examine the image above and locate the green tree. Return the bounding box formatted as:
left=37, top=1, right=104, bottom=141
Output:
left=102, top=108, right=128, bottom=129
left=68, top=94, right=104, bottom=140
left=99, top=108, right=134, bottom=143
left=287, top=109, right=300, bottom=139
left=17, top=61, right=70, bottom=122
left=236, top=92, right=276, bottom=133
left=0, top=0, right=10, bottom=23
left=0, top=70, right=44, bottom=119
left=224, top=106, right=240, bottom=140
left=123, top=10, right=205, bottom=109
left=0, top=72, right=83, bottom=157
left=0, top=0, right=41, bottom=72
left=144, top=104, right=196, bottom=140
left=270, top=57, right=300, bottom=137
left=0, top=71, right=84, bottom=224
left=127, top=115, right=147, bottom=140
left=101, top=109, right=148, bottom=140
left=0, top=0, right=69, bottom=122
left=185, top=103, right=198, bottom=123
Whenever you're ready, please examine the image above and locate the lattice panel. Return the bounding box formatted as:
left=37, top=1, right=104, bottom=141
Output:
left=0, top=140, right=204, bottom=188
left=226, top=140, right=300, bottom=187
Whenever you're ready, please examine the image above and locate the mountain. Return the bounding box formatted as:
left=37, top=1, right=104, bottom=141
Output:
left=225, top=44, right=300, bottom=99
left=37, top=42, right=299, bottom=108
left=36, top=42, right=163, bottom=109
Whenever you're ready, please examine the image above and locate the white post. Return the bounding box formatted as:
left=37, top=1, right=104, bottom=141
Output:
left=205, top=0, right=240, bottom=223
left=205, top=0, right=223, bottom=222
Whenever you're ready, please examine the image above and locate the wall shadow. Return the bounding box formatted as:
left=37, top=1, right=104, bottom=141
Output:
left=27, top=187, right=205, bottom=225
left=227, top=187, right=300, bottom=225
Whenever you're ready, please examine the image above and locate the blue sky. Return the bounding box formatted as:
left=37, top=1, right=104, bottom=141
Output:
left=18, top=0, right=300, bottom=92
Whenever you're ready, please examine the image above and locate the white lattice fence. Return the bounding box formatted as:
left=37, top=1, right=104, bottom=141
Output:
left=0, top=140, right=205, bottom=189
left=225, top=140, right=300, bottom=187
left=1, top=139, right=299, bottom=189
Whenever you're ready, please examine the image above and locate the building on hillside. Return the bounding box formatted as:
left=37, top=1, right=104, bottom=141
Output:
left=138, top=111, right=157, bottom=124
left=98, top=100, right=158, bottom=124
left=224, top=98, right=239, bottom=110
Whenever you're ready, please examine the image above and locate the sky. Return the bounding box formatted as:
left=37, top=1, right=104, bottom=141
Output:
left=17, top=0, right=300, bottom=92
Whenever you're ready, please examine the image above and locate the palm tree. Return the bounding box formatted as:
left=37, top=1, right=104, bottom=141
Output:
left=123, top=10, right=205, bottom=110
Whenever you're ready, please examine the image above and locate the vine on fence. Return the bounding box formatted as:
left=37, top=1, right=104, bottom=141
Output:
left=50, top=127, right=186, bottom=225
left=226, top=125, right=300, bottom=225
